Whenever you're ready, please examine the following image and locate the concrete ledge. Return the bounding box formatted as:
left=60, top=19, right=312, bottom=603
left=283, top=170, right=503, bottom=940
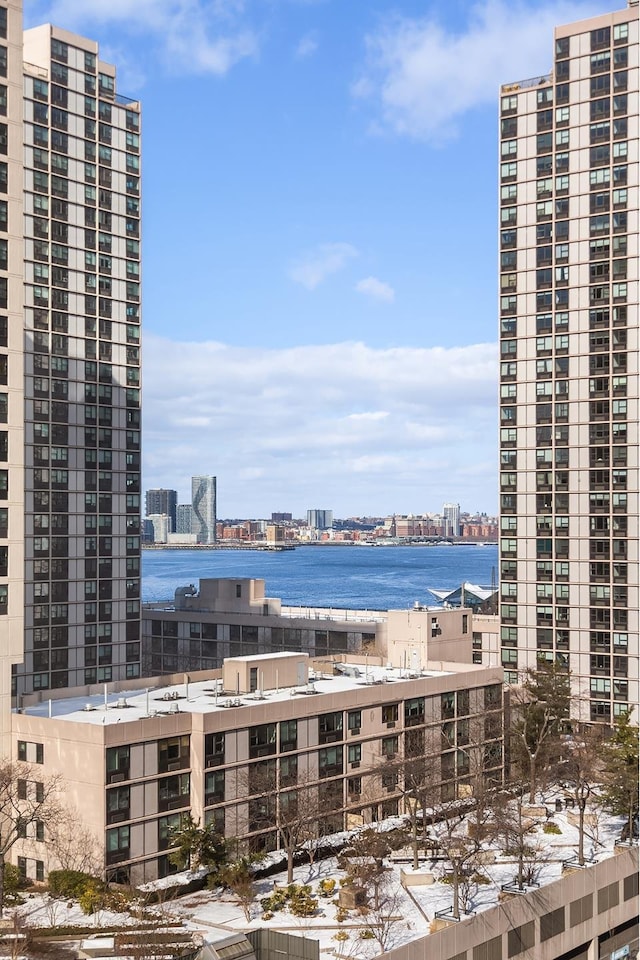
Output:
left=400, top=868, right=435, bottom=887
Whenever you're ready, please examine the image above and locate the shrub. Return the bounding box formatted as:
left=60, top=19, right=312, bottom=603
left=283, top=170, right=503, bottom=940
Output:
left=333, top=931, right=348, bottom=942
left=4, top=863, right=25, bottom=903
left=262, top=911, right=273, bottom=920
left=543, top=822, right=562, bottom=835
left=78, top=880, right=106, bottom=916
left=319, top=878, right=336, bottom=897
left=48, top=870, right=96, bottom=900
left=336, top=907, right=349, bottom=923
left=359, top=929, right=375, bottom=939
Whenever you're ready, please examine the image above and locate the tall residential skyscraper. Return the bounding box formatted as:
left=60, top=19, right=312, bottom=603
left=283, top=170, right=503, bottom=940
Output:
left=191, top=476, right=216, bottom=543
left=145, top=488, right=177, bottom=532
left=15, top=23, right=142, bottom=697
left=175, top=503, right=193, bottom=535
left=306, top=508, right=333, bottom=530
left=442, top=503, right=461, bottom=538
left=499, top=2, right=638, bottom=722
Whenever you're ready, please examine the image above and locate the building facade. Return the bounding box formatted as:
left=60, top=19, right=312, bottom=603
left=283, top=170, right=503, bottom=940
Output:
left=499, top=2, right=638, bottom=721
left=16, top=25, right=143, bottom=699
left=142, top=577, right=474, bottom=675
left=12, top=651, right=504, bottom=884
left=0, top=0, right=27, bottom=752
left=175, top=503, right=193, bottom=535
left=145, top=488, right=177, bottom=532
left=191, top=475, right=216, bottom=544
left=442, top=502, right=461, bottom=537
left=306, top=509, right=333, bottom=531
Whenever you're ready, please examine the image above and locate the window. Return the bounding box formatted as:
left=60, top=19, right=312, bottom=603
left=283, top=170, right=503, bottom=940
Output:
left=318, top=746, right=342, bottom=777
left=106, top=745, right=129, bottom=783
left=347, top=710, right=361, bottom=733
left=348, top=744, right=361, bottom=766
left=158, top=736, right=189, bottom=773
left=205, top=770, right=225, bottom=805
left=274, top=720, right=298, bottom=755
left=249, top=723, right=276, bottom=758
left=381, top=736, right=398, bottom=758
left=404, top=697, right=425, bottom=726
left=106, top=825, right=130, bottom=863
left=319, top=711, right=343, bottom=743
left=382, top=703, right=398, bottom=726
left=204, top=732, right=224, bottom=767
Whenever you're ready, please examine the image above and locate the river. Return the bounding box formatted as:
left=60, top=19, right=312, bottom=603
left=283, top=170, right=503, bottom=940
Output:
left=142, top=543, right=498, bottom=610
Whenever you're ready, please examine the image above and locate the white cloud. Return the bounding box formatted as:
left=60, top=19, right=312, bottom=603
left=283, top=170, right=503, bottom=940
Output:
left=295, top=32, right=319, bottom=60
left=26, top=0, right=258, bottom=77
left=143, top=335, right=498, bottom=516
left=355, top=276, right=395, bottom=303
left=354, top=0, right=617, bottom=141
left=346, top=411, right=389, bottom=422
left=289, top=242, right=358, bottom=290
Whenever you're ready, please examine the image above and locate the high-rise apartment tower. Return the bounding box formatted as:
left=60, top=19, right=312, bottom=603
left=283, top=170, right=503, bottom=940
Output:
left=145, top=488, right=177, bottom=532
left=442, top=502, right=461, bottom=538
left=191, top=476, right=216, bottom=543
left=16, top=23, right=142, bottom=697
left=499, top=2, right=638, bottom=722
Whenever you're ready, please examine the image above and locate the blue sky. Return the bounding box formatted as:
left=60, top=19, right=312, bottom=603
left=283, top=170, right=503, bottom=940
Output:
left=26, top=0, right=623, bottom=518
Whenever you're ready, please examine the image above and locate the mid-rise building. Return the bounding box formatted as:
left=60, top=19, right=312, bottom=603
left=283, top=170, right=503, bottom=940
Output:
left=191, top=475, right=216, bottom=544
left=142, top=577, right=475, bottom=675
left=498, top=2, right=638, bottom=720
left=145, top=488, right=177, bottom=532
left=12, top=651, right=504, bottom=884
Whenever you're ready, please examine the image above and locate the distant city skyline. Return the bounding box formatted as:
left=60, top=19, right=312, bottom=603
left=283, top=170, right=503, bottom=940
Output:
left=25, top=0, right=622, bottom=516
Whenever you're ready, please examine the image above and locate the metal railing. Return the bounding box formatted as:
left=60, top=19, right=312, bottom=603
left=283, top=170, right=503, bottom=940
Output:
left=502, top=72, right=552, bottom=93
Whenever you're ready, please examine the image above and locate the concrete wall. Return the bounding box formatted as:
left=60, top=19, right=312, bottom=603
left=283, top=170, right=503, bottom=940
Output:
left=379, top=846, right=638, bottom=960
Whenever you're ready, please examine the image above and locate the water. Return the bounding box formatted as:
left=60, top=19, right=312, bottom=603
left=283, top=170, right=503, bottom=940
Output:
left=142, top=544, right=498, bottom=610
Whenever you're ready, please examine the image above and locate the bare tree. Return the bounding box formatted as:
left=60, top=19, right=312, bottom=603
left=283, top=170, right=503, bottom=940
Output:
left=46, top=806, right=101, bottom=876
left=240, top=760, right=319, bottom=883
left=358, top=874, right=404, bottom=953
left=510, top=662, right=570, bottom=801
left=495, top=792, right=546, bottom=891
left=560, top=725, right=605, bottom=865
left=0, top=761, right=62, bottom=911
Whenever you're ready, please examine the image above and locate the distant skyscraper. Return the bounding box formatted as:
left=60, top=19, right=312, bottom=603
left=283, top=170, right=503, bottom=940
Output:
left=499, top=2, right=638, bottom=721
left=442, top=503, right=461, bottom=537
left=191, top=476, right=216, bottom=544
left=147, top=514, right=169, bottom=544
left=306, top=509, right=333, bottom=530
left=145, top=488, right=177, bottom=532
left=176, top=504, right=193, bottom=535
left=271, top=512, right=292, bottom=523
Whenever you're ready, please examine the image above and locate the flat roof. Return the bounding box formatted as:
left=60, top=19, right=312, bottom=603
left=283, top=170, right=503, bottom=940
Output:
left=17, top=658, right=474, bottom=727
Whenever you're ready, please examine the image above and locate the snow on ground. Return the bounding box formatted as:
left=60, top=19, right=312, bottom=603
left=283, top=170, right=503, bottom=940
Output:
left=158, top=795, right=627, bottom=958
left=9, top=793, right=627, bottom=960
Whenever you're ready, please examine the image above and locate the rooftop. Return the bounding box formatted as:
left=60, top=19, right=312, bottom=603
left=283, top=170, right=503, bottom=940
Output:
left=17, top=657, right=465, bottom=727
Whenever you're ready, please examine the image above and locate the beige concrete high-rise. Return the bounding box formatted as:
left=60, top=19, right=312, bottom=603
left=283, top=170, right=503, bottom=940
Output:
left=499, top=2, right=638, bottom=721
left=0, top=0, right=27, bottom=753
left=16, top=23, right=142, bottom=698
left=0, top=2, right=143, bottom=713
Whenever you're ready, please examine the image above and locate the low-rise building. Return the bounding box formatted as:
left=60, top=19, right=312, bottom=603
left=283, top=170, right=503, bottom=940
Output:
left=142, top=578, right=474, bottom=675
left=12, top=651, right=504, bottom=885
